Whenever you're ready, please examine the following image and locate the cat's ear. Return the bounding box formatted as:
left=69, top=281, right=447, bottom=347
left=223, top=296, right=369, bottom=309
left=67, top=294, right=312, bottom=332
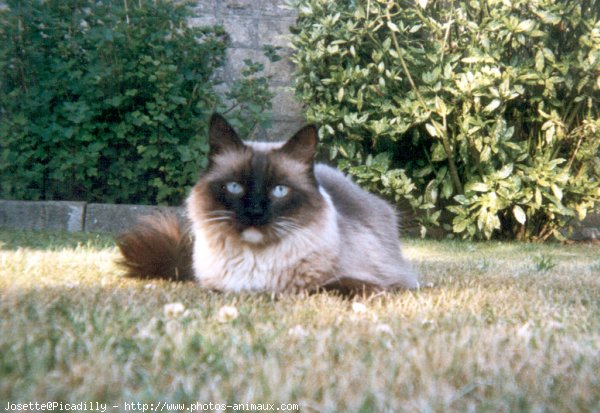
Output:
left=279, top=125, right=318, bottom=164
left=208, top=113, right=244, bottom=156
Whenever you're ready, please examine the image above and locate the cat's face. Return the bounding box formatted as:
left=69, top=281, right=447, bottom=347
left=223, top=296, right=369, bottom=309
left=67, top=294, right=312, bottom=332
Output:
left=188, top=114, right=324, bottom=246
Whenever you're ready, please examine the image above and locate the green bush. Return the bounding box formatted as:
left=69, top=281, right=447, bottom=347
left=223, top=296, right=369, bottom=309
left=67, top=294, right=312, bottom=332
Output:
left=292, top=0, right=600, bottom=240
left=0, top=0, right=273, bottom=205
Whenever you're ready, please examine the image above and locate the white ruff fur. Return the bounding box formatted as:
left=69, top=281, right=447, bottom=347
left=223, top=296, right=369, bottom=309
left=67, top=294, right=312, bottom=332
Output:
left=189, top=189, right=340, bottom=292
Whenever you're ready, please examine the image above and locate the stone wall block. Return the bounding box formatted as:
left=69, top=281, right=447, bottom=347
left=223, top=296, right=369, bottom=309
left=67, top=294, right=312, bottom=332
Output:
left=222, top=16, right=258, bottom=48
left=84, top=204, right=186, bottom=233
left=258, top=18, right=295, bottom=48
left=270, top=86, right=304, bottom=119
left=260, top=0, right=298, bottom=17
left=194, top=0, right=217, bottom=15
left=225, top=48, right=269, bottom=80
left=217, top=0, right=257, bottom=16
left=188, top=16, right=218, bottom=28
left=0, top=200, right=85, bottom=232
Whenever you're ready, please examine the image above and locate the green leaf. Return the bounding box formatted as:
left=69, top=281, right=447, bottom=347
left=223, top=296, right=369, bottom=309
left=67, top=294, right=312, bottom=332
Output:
left=461, top=56, right=494, bottom=64
left=513, top=205, right=527, bottom=224
left=516, top=20, right=536, bottom=33
left=535, top=50, right=545, bottom=72
left=575, top=204, right=587, bottom=221
left=425, top=179, right=439, bottom=204
left=551, top=183, right=563, bottom=201
left=466, top=182, right=489, bottom=192
left=535, top=10, right=561, bottom=25
left=106, top=96, right=124, bottom=107
left=431, top=142, right=447, bottom=161
left=414, top=166, right=433, bottom=178
left=484, top=99, right=501, bottom=113
left=434, top=96, right=447, bottom=116
left=387, top=21, right=400, bottom=33
left=453, top=217, right=470, bottom=233
left=425, top=123, right=438, bottom=138
left=535, top=188, right=542, bottom=208
left=496, top=163, right=514, bottom=180
left=442, top=175, right=453, bottom=199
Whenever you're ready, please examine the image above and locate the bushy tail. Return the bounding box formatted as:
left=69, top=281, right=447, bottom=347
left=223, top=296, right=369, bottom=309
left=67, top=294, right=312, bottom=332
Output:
left=116, top=213, right=194, bottom=281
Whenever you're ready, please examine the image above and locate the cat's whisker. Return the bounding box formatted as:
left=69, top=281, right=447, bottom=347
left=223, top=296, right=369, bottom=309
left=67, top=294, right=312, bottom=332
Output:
left=268, top=224, right=284, bottom=238
left=274, top=218, right=303, bottom=230
left=277, top=220, right=300, bottom=228
left=271, top=221, right=309, bottom=240
left=274, top=223, right=297, bottom=232
left=276, top=221, right=304, bottom=233
left=204, top=210, right=234, bottom=216
left=278, top=217, right=300, bottom=224
left=200, top=210, right=235, bottom=222
left=272, top=226, right=289, bottom=239
left=201, top=216, right=233, bottom=224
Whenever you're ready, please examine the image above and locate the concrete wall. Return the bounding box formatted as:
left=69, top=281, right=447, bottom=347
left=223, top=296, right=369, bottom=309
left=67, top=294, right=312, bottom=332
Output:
left=191, top=0, right=305, bottom=141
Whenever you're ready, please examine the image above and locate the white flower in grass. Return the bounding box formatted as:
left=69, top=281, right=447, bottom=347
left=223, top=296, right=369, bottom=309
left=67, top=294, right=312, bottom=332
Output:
left=217, top=305, right=239, bottom=323
left=165, top=319, right=180, bottom=337
left=164, top=319, right=186, bottom=347
left=375, top=323, right=394, bottom=336
left=517, top=322, right=532, bottom=339
left=547, top=320, right=564, bottom=330
left=288, top=325, right=308, bottom=338
left=136, top=317, right=159, bottom=339
left=163, top=302, right=186, bottom=317
left=352, top=302, right=368, bottom=314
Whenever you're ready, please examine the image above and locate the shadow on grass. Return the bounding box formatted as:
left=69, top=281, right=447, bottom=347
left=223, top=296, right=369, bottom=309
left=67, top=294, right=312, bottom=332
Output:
left=0, top=229, right=115, bottom=251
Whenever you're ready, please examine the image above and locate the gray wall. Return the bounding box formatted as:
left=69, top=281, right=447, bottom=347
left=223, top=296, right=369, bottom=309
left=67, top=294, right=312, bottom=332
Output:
left=190, top=0, right=305, bottom=141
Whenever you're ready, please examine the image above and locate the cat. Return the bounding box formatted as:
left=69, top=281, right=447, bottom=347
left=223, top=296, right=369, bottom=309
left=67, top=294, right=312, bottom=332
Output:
left=116, top=113, right=419, bottom=294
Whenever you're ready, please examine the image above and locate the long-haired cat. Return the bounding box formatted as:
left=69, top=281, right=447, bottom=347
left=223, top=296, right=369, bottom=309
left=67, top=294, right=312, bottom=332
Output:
left=117, top=114, right=418, bottom=293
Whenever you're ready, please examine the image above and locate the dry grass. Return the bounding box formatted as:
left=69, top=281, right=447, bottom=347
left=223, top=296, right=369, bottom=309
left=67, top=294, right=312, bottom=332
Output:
left=1, top=230, right=599, bottom=412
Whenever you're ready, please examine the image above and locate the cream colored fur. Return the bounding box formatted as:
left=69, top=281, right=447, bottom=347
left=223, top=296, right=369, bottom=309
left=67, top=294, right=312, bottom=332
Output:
left=188, top=188, right=341, bottom=292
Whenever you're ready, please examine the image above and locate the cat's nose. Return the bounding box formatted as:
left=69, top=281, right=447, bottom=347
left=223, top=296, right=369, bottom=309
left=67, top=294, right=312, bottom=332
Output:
left=248, top=206, right=265, bottom=219
left=246, top=205, right=268, bottom=225
left=249, top=205, right=262, bottom=214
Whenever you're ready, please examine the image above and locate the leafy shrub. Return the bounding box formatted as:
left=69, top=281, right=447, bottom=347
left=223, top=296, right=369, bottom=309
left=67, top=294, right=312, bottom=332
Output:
left=292, top=0, right=600, bottom=240
left=0, top=0, right=273, bottom=205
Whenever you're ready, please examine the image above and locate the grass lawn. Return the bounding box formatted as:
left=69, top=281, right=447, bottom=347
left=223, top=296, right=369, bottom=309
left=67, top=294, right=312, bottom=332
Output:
left=1, top=229, right=599, bottom=412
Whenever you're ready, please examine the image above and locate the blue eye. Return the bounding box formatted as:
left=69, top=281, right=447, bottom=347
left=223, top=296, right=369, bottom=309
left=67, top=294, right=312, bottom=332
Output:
left=225, top=181, right=243, bottom=195
left=271, top=185, right=289, bottom=198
